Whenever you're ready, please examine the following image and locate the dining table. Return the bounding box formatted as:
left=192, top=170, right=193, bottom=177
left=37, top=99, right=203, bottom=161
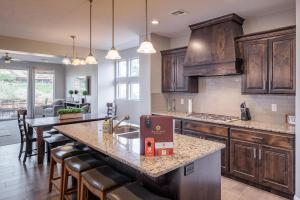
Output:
left=25, top=114, right=107, bottom=164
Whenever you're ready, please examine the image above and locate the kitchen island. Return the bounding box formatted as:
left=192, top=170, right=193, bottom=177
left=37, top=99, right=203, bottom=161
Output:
left=54, top=120, right=225, bottom=200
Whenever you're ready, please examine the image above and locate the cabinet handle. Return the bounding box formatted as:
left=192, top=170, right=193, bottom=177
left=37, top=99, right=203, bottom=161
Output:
left=259, top=149, right=262, bottom=160
left=253, top=148, right=256, bottom=159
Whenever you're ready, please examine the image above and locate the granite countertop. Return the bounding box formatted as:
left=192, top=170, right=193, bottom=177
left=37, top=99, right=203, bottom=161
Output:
left=152, top=111, right=295, bottom=135
left=54, top=121, right=224, bottom=178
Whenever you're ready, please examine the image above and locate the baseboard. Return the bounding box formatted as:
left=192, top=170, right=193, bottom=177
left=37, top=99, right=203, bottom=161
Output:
left=294, top=195, right=300, bottom=200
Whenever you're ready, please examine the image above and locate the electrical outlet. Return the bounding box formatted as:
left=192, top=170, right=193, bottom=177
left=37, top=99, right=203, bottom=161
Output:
left=180, top=98, right=184, bottom=105
left=271, top=104, right=277, bottom=112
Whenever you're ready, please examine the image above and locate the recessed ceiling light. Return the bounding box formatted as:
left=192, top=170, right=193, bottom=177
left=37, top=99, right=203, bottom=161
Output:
left=151, top=20, right=159, bottom=25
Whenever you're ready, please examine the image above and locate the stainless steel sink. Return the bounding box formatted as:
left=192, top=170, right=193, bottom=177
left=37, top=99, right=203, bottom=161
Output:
left=116, top=131, right=139, bottom=139
left=113, top=125, right=139, bottom=134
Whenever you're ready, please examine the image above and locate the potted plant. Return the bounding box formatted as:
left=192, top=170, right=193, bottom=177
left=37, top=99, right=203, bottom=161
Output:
left=68, top=90, right=74, bottom=101
left=57, top=108, right=83, bottom=120
left=82, top=90, right=88, bottom=103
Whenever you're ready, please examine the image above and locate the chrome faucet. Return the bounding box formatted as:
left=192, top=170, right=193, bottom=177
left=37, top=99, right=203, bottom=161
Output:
left=113, top=115, right=130, bottom=131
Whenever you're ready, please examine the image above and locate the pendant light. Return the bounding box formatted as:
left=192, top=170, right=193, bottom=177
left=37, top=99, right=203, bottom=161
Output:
left=137, top=0, right=156, bottom=54
left=85, top=0, right=98, bottom=64
left=71, top=35, right=81, bottom=66
left=105, top=0, right=121, bottom=60
left=62, top=55, right=71, bottom=65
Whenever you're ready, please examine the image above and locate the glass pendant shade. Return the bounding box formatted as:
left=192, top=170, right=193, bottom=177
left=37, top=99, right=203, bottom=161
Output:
left=138, top=0, right=156, bottom=54
left=85, top=53, right=98, bottom=64
left=72, top=58, right=81, bottom=66
left=62, top=56, right=71, bottom=65
left=105, top=48, right=121, bottom=60
left=80, top=59, right=87, bottom=65
left=137, top=40, right=156, bottom=54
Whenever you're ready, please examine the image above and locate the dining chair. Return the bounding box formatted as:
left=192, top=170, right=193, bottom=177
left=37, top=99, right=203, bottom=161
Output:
left=17, top=109, right=51, bottom=163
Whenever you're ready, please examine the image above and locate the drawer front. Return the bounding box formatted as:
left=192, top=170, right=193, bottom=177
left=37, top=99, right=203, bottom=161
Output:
left=183, top=120, right=228, bottom=137
left=230, top=128, right=294, bottom=150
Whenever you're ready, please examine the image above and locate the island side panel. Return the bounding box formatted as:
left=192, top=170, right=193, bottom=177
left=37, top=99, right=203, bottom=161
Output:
left=170, top=150, right=221, bottom=200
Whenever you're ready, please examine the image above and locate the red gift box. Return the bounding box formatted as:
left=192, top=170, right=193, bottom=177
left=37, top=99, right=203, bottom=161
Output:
left=140, top=115, right=173, bottom=156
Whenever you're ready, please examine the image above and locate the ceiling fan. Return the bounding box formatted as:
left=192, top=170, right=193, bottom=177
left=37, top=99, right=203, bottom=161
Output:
left=1, top=53, right=21, bottom=63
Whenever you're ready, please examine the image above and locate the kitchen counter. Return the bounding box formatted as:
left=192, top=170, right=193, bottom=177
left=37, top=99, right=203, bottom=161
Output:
left=152, top=111, right=295, bottom=134
left=54, top=120, right=224, bottom=178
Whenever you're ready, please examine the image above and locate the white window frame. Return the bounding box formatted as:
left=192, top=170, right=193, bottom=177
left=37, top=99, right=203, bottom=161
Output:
left=115, top=57, right=140, bottom=101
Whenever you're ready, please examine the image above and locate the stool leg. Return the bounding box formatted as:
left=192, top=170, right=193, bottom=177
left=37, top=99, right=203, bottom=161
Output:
left=62, top=167, right=69, bottom=200
left=77, top=175, right=82, bottom=200
left=79, top=180, right=85, bottom=200
left=59, top=161, right=65, bottom=200
left=48, top=156, right=55, bottom=192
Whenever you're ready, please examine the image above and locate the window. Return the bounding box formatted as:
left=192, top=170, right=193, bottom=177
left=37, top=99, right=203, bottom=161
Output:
left=129, top=83, right=140, bottom=100
left=117, top=60, right=127, bottom=78
left=129, top=58, right=139, bottom=77
left=116, top=83, right=127, bottom=99
left=115, top=58, right=140, bottom=100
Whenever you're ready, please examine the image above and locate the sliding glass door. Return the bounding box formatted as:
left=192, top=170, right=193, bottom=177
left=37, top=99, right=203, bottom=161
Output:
left=0, top=69, right=28, bottom=120
left=34, top=70, right=55, bottom=118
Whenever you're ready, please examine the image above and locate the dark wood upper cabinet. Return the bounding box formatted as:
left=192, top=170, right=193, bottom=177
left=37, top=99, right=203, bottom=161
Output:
left=242, top=40, right=268, bottom=94
left=162, top=54, right=175, bottom=92
left=161, top=47, right=198, bottom=93
left=269, top=35, right=296, bottom=94
left=237, top=26, right=296, bottom=95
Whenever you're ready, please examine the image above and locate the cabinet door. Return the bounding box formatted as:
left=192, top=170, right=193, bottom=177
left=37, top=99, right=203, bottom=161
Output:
left=269, top=35, right=295, bottom=94
left=174, top=52, right=189, bottom=92
left=230, top=139, right=259, bottom=182
left=162, top=54, right=175, bottom=92
left=242, top=40, right=268, bottom=94
left=259, top=145, right=294, bottom=193
left=206, top=135, right=229, bottom=174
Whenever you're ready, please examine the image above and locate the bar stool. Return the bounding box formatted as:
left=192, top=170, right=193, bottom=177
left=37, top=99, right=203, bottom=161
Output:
left=62, top=153, right=106, bottom=200
left=107, top=182, right=171, bottom=200
left=79, top=165, right=130, bottom=200
left=48, top=144, right=85, bottom=200
left=44, top=134, right=73, bottom=162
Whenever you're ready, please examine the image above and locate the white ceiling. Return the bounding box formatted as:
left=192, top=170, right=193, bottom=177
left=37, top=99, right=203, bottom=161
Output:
left=0, top=0, right=295, bottom=50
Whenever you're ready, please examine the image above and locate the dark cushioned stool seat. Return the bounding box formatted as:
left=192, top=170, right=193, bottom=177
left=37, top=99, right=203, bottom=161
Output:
left=51, top=144, right=84, bottom=160
left=107, top=182, right=170, bottom=200
left=44, top=134, right=72, bottom=144
left=81, top=166, right=130, bottom=191
left=65, top=153, right=106, bottom=173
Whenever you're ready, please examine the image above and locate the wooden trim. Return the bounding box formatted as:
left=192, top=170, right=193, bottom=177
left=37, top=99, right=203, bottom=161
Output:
left=236, top=26, right=296, bottom=42
left=189, top=13, right=244, bottom=30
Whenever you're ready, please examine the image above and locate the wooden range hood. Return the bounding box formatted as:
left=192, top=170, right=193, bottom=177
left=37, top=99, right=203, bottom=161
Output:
left=184, top=13, right=244, bottom=77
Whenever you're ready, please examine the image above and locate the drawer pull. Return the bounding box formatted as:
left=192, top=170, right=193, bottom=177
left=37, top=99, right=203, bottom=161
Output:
left=252, top=136, right=264, bottom=141
left=259, top=149, right=262, bottom=160
left=253, top=148, right=256, bottom=159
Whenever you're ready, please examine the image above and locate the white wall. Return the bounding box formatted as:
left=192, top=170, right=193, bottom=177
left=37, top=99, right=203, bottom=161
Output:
left=151, top=34, right=171, bottom=93
left=98, top=60, right=115, bottom=115
left=65, top=65, right=98, bottom=115
left=295, top=2, right=300, bottom=200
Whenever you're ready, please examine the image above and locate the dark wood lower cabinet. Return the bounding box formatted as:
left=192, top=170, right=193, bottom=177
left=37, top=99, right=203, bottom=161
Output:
left=230, top=139, right=259, bottom=182
left=230, top=128, right=295, bottom=197
left=259, top=145, right=294, bottom=194
left=183, top=129, right=229, bottom=174
left=164, top=116, right=295, bottom=197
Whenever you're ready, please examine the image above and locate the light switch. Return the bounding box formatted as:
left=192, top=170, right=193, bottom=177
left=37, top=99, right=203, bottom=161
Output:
left=180, top=98, right=184, bottom=105
left=271, top=104, right=277, bottom=112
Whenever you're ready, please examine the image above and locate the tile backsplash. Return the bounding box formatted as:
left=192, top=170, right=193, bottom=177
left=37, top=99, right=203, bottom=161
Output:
left=151, top=76, right=295, bottom=124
